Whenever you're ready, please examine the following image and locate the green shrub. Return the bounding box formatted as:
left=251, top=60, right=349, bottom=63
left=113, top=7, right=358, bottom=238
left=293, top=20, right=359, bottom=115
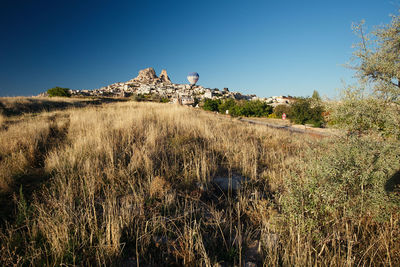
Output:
left=202, top=98, right=273, bottom=117
left=47, top=87, right=71, bottom=97
left=290, top=98, right=324, bottom=127
left=218, top=98, right=236, bottom=114
left=273, top=104, right=291, bottom=118
left=281, top=136, right=400, bottom=234
left=329, top=87, right=400, bottom=139
left=203, top=99, right=221, bottom=112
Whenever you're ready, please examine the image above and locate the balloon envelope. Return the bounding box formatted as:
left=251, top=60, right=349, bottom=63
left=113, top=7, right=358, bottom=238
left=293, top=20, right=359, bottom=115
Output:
left=187, top=72, right=199, bottom=85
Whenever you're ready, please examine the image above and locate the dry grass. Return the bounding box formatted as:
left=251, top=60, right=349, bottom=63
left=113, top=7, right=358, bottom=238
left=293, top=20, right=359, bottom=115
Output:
left=0, top=96, right=127, bottom=117
left=0, top=101, right=398, bottom=266
left=0, top=113, right=4, bottom=127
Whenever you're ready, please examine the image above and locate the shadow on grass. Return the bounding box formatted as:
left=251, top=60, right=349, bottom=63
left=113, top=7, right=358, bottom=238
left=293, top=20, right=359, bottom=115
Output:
left=0, top=97, right=129, bottom=117
left=0, top=114, right=71, bottom=225
left=385, top=170, right=400, bottom=194
left=0, top=170, right=51, bottom=224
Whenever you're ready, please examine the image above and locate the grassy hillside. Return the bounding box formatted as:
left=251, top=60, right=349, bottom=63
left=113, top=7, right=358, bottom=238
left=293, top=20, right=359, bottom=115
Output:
left=0, top=101, right=399, bottom=266
left=0, top=96, right=127, bottom=117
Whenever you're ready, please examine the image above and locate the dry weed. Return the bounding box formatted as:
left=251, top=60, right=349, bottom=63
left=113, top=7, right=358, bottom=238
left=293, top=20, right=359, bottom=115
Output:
left=0, top=101, right=397, bottom=266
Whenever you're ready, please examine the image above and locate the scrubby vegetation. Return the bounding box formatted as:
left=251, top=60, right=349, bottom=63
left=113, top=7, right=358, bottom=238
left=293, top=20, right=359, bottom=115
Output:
left=1, top=10, right=400, bottom=267
left=0, top=101, right=399, bottom=266
left=202, top=97, right=326, bottom=128
left=133, top=93, right=169, bottom=103
left=289, top=97, right=325, bottom=127
left=47, top=87, right=71, bottom=97
left=203, top=98, right=273, bottom=117
left=0, top=97, right=127, bottom=117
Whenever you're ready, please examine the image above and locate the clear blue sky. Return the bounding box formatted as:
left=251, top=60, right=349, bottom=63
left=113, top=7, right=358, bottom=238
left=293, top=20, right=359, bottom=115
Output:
left=0, top=0, right=397, bottom=97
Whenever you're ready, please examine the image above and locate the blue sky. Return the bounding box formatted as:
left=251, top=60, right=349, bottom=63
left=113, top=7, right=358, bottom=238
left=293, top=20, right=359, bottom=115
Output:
left=0, top=0, right=397, bottom=98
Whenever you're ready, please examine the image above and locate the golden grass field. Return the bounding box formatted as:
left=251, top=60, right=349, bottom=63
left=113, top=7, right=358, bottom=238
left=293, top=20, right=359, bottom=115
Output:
left=0, top=99, right=399, bottom=266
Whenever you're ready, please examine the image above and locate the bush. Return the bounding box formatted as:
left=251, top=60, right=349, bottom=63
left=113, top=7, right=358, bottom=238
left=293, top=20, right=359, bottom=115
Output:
left=218, top=98, right=236, bottom=113
left=273, top=104, right=291, bottom=118
left=202, top=98, right=273, bottom=117
left=47, top=87, right=71, bottom=97
left=282, top=136, right=400, bottom=231
left=203, top=99, right=221, bottom=112
left=237, top=100, right=273, bottom=117
left=329, top=87, right=400, bottom=139
left=290, top=98, right=324, bottom=127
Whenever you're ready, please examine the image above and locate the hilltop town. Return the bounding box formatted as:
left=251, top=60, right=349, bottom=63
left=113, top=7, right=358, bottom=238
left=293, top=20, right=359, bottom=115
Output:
left=54, top=67, right=294, bottom=106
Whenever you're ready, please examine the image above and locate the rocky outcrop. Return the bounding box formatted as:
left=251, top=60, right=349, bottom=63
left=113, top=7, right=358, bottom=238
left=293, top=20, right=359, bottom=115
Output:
left=131, top=67, right=158, bottom=83
left=159, top=69, right=171, bottom=84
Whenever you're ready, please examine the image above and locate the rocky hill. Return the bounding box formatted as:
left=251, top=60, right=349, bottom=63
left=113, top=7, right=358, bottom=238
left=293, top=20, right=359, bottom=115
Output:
left=59, top=67, right=289, bottom=106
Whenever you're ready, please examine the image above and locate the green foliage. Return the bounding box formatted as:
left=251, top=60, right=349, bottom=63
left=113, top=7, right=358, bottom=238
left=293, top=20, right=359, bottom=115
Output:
left=351, top=14, right=400, bottom=102
left=311, top=90, right=321, bottom=101
left=233, top=100, right=273, bottom=117
left=273, top=104, right=291, bottom=118
left=133, top=94, right=146, bottom=102
left=218, top=98, right=236, bottom=113
left=192, top=97, right=200, bottom=107
left=160, top=97, right=170, bottom=103
left=332, top=12, right=400, bottom=138
left=290, top=98, right=325, bottom=127
left=202, top=98, right=273, bottom=117
left=281, top=136, right=400, bottom=232
left=203, top=99, right=221, bottom=112
left=133, top=93, right=169, bottom=103
left=329, top=86, right=400, bottom=138
left=47, top=87, right=71, bottom=97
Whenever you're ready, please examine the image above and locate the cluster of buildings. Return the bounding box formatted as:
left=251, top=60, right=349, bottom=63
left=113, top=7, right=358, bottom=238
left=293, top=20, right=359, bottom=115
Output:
left=64, top=68, right=295, bottom=107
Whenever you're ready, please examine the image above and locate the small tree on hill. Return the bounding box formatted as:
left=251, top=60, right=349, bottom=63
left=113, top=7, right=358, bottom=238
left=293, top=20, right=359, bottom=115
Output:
left=312, top=90, right=321, bottom=102
left=331, top=11, right=400, bottom=138
left=47, top=87, right=71, bottom=97
left=350, top=13, right=400, bottom=102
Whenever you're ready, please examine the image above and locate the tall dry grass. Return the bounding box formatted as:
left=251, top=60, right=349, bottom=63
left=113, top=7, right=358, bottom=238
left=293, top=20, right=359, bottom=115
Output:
left=0, top=113, right=4, bottom=128
left=0, top=101, right=398, bottom=266
left=0, top=96, right=127, bottom=117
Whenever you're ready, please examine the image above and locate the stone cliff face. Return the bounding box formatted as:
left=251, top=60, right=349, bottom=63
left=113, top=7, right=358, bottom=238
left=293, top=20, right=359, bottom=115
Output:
left=159, top=69, right=171, bottom=84
left=129, top=67, right=172, bottom=84
left=131, top=67, right=158, bottom=83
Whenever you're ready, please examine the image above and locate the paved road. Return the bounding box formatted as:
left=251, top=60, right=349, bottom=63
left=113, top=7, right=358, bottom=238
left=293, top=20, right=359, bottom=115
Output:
left=239, top=118, right=335, bottom=137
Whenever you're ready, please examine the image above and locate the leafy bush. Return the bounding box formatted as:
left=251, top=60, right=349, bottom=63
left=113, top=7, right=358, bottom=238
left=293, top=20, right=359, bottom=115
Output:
left=329, top=87, right=400, bottom=139
left=273, top=104, right=291, bottom=118
left=47, top=87, right=71, bottom=97
left=235, top=100, right=273, bottom=117
left=133, top=93, right=170, bottom=103
left=203, top=99, right=221, bottom=112
left=290, top=98, right=324, bottom=127
left=218, top=98, right=236, bottom=113
left=282, top=136, right=400, bottom=231
left=202, top=98, right=273, bottom=117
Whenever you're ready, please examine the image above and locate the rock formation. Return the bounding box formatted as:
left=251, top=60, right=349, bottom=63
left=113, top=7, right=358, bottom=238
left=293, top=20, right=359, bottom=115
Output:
left=131, top=67, right=158, bottom=83
left=159, top=69, right=171, bottom=84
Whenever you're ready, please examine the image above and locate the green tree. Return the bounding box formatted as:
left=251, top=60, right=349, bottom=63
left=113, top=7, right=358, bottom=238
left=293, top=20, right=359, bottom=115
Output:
left=351, top=14, right=400, bottom=102
left=331, top=11, right=400, bottom=138
left=329, top=86, right=400, bottom=138
left=290, top=98, right=325, bottom=127
left=273, top=104, right=291, bottom=118
left=47, top=87, right=71, bottom=97
left=312, top=90, right=321, bottom=101
left=203, top=99, right=221, bottom=112
left=218, top=98, right=236, bottom=113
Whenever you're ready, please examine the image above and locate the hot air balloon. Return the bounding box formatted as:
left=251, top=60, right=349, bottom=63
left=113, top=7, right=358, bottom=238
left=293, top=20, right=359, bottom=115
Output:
left=187, top=72, right=199, bottom=85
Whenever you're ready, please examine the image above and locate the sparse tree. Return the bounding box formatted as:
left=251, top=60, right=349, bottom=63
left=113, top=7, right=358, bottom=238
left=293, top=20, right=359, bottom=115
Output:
left=350, top=13, right=400, bottom=102
left=312, top=90, right=321, bottom=101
